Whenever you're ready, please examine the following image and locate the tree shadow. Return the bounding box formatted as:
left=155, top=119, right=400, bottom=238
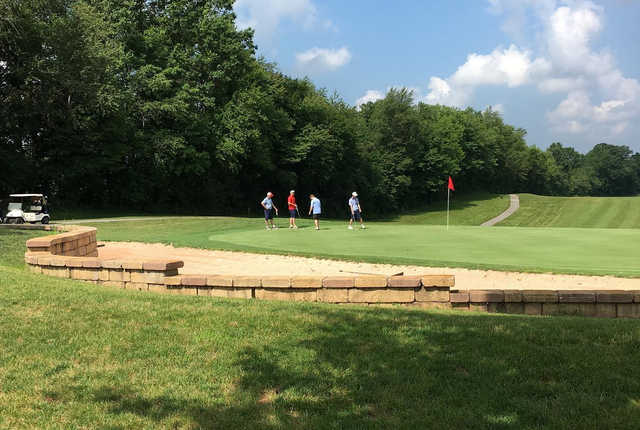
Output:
left=59, top=306, right=640, bottom=428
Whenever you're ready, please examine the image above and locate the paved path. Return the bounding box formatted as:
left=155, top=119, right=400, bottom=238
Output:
left=481, top=194, right=520, bottom=226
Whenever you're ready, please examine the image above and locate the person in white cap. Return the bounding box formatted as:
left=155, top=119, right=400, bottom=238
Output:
left=287, top=190, right=298, bottom=229
left=261, top=192, right=278, bottom=230
left=348, top=192, right=365, bottom=229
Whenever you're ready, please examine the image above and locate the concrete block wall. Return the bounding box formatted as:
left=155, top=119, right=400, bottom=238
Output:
left=25, top=226, right=98, bottom=257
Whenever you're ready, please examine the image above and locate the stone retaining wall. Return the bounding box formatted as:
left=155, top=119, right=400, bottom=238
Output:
left=21, top=226, right=640, bottom=318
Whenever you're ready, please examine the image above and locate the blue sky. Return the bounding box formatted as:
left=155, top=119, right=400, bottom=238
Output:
left=233, top=0, right=640, bottom=152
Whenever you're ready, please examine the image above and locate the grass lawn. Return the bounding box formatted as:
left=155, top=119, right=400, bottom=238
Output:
left=1, top=230, right=640, bottom=428
left=500, top=194, right=640, bottom=228
left=389, top=192, right=510, bottom=225
left=87, top=217, right=640, bottom=277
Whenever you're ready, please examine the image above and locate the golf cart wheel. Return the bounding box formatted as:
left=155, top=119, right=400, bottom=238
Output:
left=16, top=218, right=24, bottom=224
left=41, top=217, right=50, bottom=225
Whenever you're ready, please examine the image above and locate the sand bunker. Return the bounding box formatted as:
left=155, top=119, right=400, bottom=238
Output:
left=99, top=241, right=640, bottom=291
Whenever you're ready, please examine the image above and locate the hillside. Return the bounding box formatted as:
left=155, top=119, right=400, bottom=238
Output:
left=499, top=194, right=640, bottom=228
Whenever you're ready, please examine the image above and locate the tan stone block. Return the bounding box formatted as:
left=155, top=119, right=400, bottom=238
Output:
left=86, top=250, right=99, bottom=258
left=48, top=256, right=67, bottom=267
left=317, top=288, right=349, bottom=303
left=148, top=284, right=169, bottom=294
left=125, top=282, right=148, bottom=291
left=409, top=302, right=452, bottom=310
left=522, top=290, right=558, bottom=303
left=543, top=303, right=597, bottom=317
left=421, top=275, right=455, bottom=287
left=206, top=275, right=233, bottom=287
left=131, top=270, right=166, bottom=285
left=99, top=269, right=110, bottom=282
left=348, top=288, right=414, bottom=303
left=37, top=256, right=53, bottom=266
left=504, top=303, right=525, bottom=314
left=43, top=266, right=69, bottom=279
left=142, top=260, right=184, bottom=271
left=77, top=245, right=87, bottom=256
left=86, top=242, right=97, bottom=253
left=24, top=254, right=39, bottom=265
left=634, top=292, right=640, bottom=303
left=62, top=240, right=77, bottom=253
left=28, top=246, right=51, bottom=254
left=387, top=276, right=421, bottom=288
left=415, top=287, right=450, bottom=302
left=558, top=290, right=596, bottom=303
left=261, top=276, right=291, bottom=288
left=450, top=291, right=469, bottom=303
left=70, top=268, right=99, bottom=281
left=28, top=264, right=42, bottom=275
left=81, top=258, right=101, bottom=269
left=181, top=287, right=198, bottom=296
left=255, top=288, right=317, bottom=302
left=63, top=257, right=84, bottom=268
left=165, top=276, right=182, bottom=286
left=233, top=276, right=261, bottom=287
left=504, top=290, right=522, bottom=302
left=291, top=276, right=323, bottom=289
left=524, top=303, right=542, bottom=315
left=207, top=287, right=253, bottom=299
left=77, top=235, right=90, bottom=247
left=322, top=277, right=354, bottom=288
left=469, top=303, right=488, bottom=312
left=617, top=304, right=640, bottom=319
left=101, top=259, right=124, bottom=269
left=102, top=281, right=125, bottom=289
left=470, top=290, right=505, bottom=303
left=595, top=303, right=617, bottom=318
left=121, top=260, right=144, bottom=270
left=26, top=237, right=54, bottom=248
left=108, top=269, right=125, bottom=282
left=181, top=276, right=206, bottom=287
left=166, top=286, right=182, bottom=295
left=354, top=276, right=388, bottom=288
left=487, top=303, right=508, bottom=313
left=451, top=303, right=469, bottom=311
left=597, top=291, right=634, bottom=303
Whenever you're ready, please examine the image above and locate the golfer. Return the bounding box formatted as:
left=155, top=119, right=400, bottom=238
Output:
left=308, top=193, right=321, bottom=230
left=261, top=192, right=278, bottom=230
left=348, top=192, right=365, bottom=229
left=287, top=190, right=298, bottom=229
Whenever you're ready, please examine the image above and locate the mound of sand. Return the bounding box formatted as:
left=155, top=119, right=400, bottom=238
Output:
left=98, top=241, right=640, bottom=291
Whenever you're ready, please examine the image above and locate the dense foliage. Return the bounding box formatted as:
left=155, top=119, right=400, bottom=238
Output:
left=2, top=0, right=639, bottom=216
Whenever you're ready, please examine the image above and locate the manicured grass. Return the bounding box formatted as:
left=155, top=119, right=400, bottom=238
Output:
left=88, top=218, right=640, bottom=277
left=500, top=194, right=640, bottom=228
left=390, top=192, right=510, bottom=225
left=1, top=230, right=640, bottom=428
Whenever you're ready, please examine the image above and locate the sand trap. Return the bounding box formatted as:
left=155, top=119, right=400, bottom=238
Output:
left=98, top=241, right=640, bottom=291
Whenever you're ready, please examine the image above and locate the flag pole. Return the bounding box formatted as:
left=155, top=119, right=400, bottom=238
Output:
left=447, top=187, right=450, bottom=231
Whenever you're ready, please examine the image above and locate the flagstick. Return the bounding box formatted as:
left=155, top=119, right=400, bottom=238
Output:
left=447, top=187, right=450, bottom=231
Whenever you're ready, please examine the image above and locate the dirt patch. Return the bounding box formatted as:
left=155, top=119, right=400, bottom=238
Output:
left=99, top=241, right=640, bottom=291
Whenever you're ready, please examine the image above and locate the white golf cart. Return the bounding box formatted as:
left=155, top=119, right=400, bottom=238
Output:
left=4, top=194, right=50, bottom=224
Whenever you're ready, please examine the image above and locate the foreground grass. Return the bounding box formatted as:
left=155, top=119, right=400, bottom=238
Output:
left=1, top=231, right=640, bottom=428
left=500, top=194, right=640, bottom=228
left=87, top=218, right=640, bottom=277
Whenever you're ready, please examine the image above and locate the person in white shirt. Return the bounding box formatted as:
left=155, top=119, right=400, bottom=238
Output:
left=261, top=192, right=278, bottom=230
left=308, top=194, right=321, bottom=230
left=348, top=192, right=365, bottom=229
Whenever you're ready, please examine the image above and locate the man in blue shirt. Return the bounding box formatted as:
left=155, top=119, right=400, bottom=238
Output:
left=308, top=194, right=321, bottom=230
left=348, top=192, right=365, bottom=229
left=261, top=192, right=278, bottom=230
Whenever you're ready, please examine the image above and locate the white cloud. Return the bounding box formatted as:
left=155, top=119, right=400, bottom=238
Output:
left=296, top=47, right=351, bottom=71
left=234, top=0, right=317, bottom=44
left=355, top=90, right=384, bottom=109
left=424, top=1, right=640, bottom=141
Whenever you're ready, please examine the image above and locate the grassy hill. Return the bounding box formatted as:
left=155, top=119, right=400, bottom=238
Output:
left=499, top=194, right=640, bottom=228
left=1, top=229, right=640, bottom=428
left=391, top=192, right=509, bottom=225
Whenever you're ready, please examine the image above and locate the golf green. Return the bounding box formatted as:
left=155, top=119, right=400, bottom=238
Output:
left=90, top=218, right=640, bottom=277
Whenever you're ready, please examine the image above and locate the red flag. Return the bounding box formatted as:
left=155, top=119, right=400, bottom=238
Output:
left=448, top=176, right=455, bottom=191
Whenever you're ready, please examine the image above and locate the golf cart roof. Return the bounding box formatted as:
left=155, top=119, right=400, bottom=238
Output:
left=10, top=194, right=44, bottom=198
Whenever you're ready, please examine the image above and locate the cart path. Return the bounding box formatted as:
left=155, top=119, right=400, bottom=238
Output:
left=481, top=194, right=519, bottom=226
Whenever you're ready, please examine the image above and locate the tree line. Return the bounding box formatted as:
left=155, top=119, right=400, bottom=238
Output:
left=1, top=0, right=639, bottom=217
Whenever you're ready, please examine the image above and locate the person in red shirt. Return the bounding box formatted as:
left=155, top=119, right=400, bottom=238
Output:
left=287, top=190, right=298, bottom=229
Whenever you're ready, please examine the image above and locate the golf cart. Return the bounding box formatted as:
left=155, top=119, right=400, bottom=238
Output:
left=4, top=194, right=50, bottom=224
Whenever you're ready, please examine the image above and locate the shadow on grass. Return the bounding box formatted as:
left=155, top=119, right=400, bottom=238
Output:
left=54, top=304, right=640, bottom=429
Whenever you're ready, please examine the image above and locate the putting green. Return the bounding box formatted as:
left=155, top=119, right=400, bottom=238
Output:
left=86, top=217, right=640, bottom=277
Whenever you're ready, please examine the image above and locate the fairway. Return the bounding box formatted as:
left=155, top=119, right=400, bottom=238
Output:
left=500, top=194, right=640, bottom=228
left=88, top=218, right=640, bottom=277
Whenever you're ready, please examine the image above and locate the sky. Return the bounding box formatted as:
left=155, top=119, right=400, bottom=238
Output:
left=233, top=0, right=640, bottom=153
